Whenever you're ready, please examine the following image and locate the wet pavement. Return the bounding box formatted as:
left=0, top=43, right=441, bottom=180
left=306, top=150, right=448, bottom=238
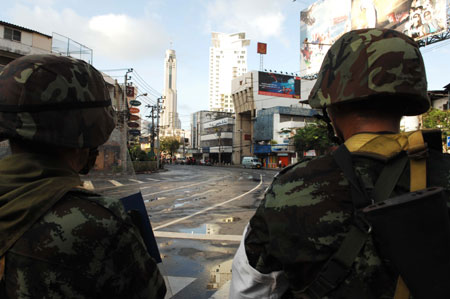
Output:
left=82, top=164, right=278, bottom=298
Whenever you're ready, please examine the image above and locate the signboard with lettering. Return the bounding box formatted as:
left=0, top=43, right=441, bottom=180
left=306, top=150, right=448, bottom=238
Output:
left=257, top=42, right=267, bottom=54
left=130, top=114, right=140, bottom=121
left=129, top=100, right=141, bottom=106
left=126, top=86, right=135, bottom=97
left=128, top=122, right=140, bottom=128
left=129, top=129, right=140, bottom=136
left=129, top=107, right=140, bottom=113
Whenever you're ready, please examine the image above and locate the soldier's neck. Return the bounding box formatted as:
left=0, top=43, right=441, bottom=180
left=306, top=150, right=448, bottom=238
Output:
left=332, top=114, right=401, bottom=141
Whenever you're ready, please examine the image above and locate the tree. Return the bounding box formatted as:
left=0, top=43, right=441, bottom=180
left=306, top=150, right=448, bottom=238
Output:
left=128, top=145, right=150, bottom=161
left=422, top=108, right=450, bottom=137
left=160, top=136, right=180, bottom=157
left=293, top=119, right=334, bottom=156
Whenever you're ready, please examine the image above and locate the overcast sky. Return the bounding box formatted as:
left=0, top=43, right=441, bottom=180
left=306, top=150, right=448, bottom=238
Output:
left=1, top=0, right=448, bottom=130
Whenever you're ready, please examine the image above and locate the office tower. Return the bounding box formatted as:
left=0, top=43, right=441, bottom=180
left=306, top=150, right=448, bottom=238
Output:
left=209, top=32, right=250, bottom=112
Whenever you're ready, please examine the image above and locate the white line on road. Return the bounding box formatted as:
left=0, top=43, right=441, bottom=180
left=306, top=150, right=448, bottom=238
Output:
left=153, top=175, right=263, bottom=230
left=146, top=178, right=162, bottom=182
left=165, top=276, right=196, bottom=297
left=129, top=179, right=145, bottom=184
left=154, top=231, right=242, bottom=242
left=186, top=189, right=217, bottom=198
left=109, top=180, right=123, bottom=187
left=141, top=176, right=231, bottom=196
left=82, top=181, right=94, bottom=190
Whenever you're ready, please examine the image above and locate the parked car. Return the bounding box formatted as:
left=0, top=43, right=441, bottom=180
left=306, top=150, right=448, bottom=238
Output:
left=242, top=157, right=262, bottom=169
left=176, top=157, right=186, bottom=165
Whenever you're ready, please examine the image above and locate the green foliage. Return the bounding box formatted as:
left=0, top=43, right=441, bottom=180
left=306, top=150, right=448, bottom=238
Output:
left=293, top=120, right=334, bottom=155
left=160, top=136, right=180, bottom=156
left=422, top=108, right=450, bottom=136
left=128, top=145, right=150, bottom=161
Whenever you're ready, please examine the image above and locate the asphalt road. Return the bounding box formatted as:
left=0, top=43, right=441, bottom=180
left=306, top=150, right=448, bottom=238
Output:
left=82, top=164, right=278, bottom=298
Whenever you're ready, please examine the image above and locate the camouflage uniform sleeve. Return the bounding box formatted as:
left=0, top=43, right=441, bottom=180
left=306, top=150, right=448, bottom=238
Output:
left=5, top=191, right=166, bottom=299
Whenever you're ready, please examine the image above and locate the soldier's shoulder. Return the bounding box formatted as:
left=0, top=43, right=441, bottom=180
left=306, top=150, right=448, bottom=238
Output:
left=273, top=154, right=340, bottom=185
left=60, top=187, right=129, bottom=221
left=263, top=153, right=347, bottom=210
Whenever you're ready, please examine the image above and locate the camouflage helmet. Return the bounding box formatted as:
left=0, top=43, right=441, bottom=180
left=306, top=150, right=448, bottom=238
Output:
left=308, top=28, right=430, bottom=116
left=0, top=54, right=116, bottom=148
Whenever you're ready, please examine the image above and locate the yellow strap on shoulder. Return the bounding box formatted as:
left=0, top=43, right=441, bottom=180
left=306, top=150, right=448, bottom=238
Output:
left=0, top=255, right=5, bottom=281
left=394, top=276, right=410, bottom=299
left=407, top=131, right=427, bottom=191
left=394, top=131, right=427, bottom=299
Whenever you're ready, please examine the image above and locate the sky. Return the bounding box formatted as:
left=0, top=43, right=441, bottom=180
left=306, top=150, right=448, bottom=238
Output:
left=1, top=0, right=449, bottom=130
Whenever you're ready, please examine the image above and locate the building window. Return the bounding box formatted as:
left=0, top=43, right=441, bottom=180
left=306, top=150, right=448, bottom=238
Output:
left=4, top=27, right=21, bottom=42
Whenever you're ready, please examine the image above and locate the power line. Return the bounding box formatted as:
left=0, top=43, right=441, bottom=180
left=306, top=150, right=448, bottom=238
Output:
left=133, top=70, right=163, bottom=97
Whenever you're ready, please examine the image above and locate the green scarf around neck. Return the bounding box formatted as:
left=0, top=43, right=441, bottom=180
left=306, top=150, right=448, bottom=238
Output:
left=0, top=153, right=82, bottom=256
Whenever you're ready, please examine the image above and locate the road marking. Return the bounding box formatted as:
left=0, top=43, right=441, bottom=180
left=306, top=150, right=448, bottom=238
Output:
left=153, top=175, right=263, bottom=230
left=165, top=276, right=196, bottom=297
left=129, top=179, right=145, bottom=184
left=109, top=180, right=123, bottom=187
left=141, top=176, right=231, bottom=197
left=186, top=189, right=217, bottom=198
left=154, top=231, right=242, bottom=242
left=82, top=181, right=94, bottom=190
left=146, top=178, right=162, bottom=182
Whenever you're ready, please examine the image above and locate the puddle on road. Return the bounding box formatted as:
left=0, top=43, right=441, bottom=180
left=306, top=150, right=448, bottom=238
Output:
left=178, top=223, right=220, bottom=235
left=207, top=259, right=233, bottom=290
left=174, top=202, right=187, bottom=208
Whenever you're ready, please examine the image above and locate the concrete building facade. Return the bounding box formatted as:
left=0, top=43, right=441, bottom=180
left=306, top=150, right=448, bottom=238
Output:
left=190, top=111, right=233, bottom=162
left=209, top=32, right=250, bottom=113
left=0, top=21, right=52, bottom=69
left=231, top=71, right=316, bottom=167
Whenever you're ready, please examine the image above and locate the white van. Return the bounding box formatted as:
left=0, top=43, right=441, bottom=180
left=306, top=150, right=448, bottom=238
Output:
left=242, top=157, right=262, bottom=169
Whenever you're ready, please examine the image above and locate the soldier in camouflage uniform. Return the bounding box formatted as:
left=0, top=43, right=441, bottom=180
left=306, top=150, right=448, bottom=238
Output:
left=230, top=28, right=450, bottom=298
left=0, top=54, right=166, bottom=298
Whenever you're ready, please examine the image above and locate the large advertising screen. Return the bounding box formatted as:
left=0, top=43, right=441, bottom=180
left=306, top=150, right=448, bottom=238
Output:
left=258, top=72, right=301, bottom=99
left=300, top=0, right=352, bottom=76
left=300, top=0, right=448, bottom=76
left=351, top=0, right=447, bottom=39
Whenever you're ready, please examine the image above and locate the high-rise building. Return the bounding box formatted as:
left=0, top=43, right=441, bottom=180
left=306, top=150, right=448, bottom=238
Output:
left=161, top=49, right=181, bottom=129
left=209, top=32, right=250, bottom=113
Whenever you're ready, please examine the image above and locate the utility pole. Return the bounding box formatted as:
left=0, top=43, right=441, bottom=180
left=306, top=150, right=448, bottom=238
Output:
left=121, top=68, right=133, bottom=173
left=156, top=96, right=165, bottom=169
left=217, top=130, right=222, bottom=165
left=145, top=104, right=156, bottom=158
left=183, top=130, right=186, bottom=158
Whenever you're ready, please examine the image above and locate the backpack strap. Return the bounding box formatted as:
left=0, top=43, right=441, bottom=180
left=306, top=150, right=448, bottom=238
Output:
left=407, top=131, right=427, bottom=192
left=0, top=256, right=4, bottom=281
left=392, top=131, right=428, bottom=299
left=300, top=144, right=411, bottom=298
left=372, top=153, right=408, bottom=203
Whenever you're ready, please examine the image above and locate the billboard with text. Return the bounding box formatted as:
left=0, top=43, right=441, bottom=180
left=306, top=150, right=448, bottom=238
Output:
left=258, top=72, right=301, bottom=99
left=301, top=0, right=448, bottom=76
left=300, top=0, right=352, bottom=76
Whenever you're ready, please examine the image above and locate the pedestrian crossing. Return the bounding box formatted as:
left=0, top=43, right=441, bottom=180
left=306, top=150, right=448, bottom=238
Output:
left=82, top=176, right=165, bottom=190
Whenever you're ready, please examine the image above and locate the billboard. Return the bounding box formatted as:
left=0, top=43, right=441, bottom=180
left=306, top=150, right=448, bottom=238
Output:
left=257, top=42, right=267, bottom=54
left=258, top=72, right=301, bottom=99
left=300, top=0, right=448, bottom=76
left=351, top=0, right=447, bottom=39
left=300, top=0, right=352, bottom=76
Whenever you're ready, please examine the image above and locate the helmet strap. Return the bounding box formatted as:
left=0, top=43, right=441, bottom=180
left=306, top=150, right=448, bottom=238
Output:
left=79, top=147, right=99, bottom=175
